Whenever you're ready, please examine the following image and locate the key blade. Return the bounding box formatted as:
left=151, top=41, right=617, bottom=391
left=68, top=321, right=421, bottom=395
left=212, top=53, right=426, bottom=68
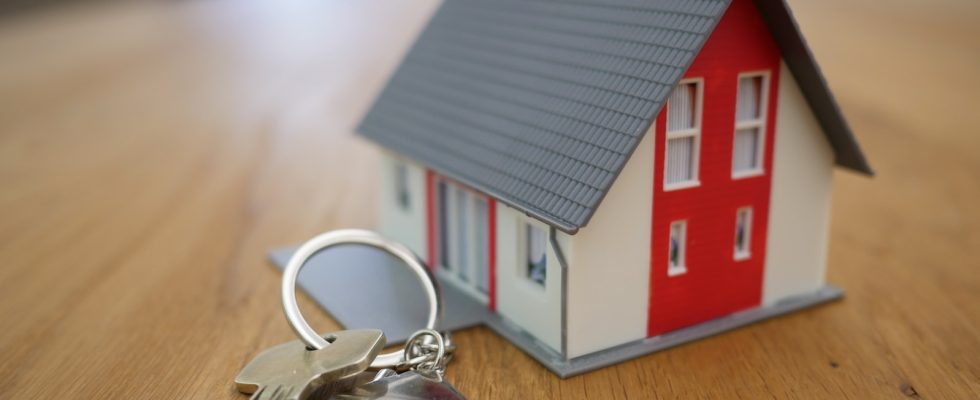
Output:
left=235, top=340, right=303, bottom=394
left=235, top=330, right=385, bottom=400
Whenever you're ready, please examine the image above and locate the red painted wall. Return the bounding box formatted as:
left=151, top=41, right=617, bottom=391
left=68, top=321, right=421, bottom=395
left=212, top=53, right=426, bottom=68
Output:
left=648, top=0, right=782, bottom=336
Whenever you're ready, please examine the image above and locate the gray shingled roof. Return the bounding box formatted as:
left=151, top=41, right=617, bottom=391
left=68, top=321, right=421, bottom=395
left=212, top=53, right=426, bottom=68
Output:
left=358, top=0, right=871, bottom=233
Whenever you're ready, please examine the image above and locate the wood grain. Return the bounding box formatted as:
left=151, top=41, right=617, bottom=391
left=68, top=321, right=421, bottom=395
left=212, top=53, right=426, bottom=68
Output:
left=0, top=1, right=978, bottom=398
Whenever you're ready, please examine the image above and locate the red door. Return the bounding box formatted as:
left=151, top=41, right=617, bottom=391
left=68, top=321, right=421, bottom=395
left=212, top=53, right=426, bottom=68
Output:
left=648, top=0, right=782, bottom=336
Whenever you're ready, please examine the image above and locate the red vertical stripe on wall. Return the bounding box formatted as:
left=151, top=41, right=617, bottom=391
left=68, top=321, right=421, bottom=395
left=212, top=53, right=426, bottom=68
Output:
left=488, top=199, right=497, bottom=312
left=425, top=169, right=436, bottom=270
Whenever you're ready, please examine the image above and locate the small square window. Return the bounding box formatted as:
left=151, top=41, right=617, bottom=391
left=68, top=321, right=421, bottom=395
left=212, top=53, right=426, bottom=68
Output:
left=734, top=208, right=753, bottom=260
left=668, top=221, right=687, bottom=276
left=525, top=224, right=547, bottom=286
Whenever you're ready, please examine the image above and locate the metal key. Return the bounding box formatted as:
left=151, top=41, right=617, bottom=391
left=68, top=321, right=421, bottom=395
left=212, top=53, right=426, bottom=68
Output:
left=235, top=329, right=386, bottom=400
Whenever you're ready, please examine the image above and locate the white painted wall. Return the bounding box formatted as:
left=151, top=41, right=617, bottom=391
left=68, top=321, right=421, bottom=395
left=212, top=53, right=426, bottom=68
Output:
left=495, top=205, right=565, bottom=353
left=565, top=130, right=655, bottom=358
left=763, top=61, right=835, bottom=305
left=378, top=151, right=427, bottom=257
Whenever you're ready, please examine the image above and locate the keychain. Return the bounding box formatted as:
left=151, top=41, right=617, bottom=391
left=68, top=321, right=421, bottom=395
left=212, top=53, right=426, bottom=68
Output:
left=332, top=329, right=464, bottom=399
left=234, top=229, right=465, bottom=399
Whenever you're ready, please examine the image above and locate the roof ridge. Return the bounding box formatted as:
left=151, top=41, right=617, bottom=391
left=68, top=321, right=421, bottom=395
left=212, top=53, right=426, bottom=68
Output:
left=467, top=1, right=718, bottom=34
left=441, top=5, right=707, bottom=54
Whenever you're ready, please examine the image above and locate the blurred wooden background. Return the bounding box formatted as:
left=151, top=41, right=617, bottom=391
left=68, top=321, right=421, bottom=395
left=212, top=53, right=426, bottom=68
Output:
left=0, top=0, right=978, bottom=398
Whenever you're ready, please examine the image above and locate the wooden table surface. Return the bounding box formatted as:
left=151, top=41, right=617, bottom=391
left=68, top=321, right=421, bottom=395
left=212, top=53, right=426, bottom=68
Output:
left=1, top=1, right=978, bottom=398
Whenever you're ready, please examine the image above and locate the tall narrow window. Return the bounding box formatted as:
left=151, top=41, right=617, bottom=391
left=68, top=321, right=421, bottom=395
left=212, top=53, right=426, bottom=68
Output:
left=526, top=224, right=547, bottom=286
left=733, top=74, right=768, bottom=176
left=734, top=208, right=753, bottom=260
left=474, top=198, right=489, bottom=293
left=432, top=175, right=492, bottom=303
left=665, top=80, right=702, bottom=188
left=437, top=180, right=450, bottom=270
left=455, top=187, right=469, bottom=282
left=395, top=162, right=410, bottom=210
left=668, top=221, right=687, bottom=276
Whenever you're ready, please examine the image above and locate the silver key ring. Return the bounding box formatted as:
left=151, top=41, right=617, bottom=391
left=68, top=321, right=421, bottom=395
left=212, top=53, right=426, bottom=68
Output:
left=281, top=229, right=442, bottom=369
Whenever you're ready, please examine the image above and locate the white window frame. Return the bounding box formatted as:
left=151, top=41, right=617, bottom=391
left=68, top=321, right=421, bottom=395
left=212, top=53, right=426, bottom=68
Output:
left=667, top=221, right=688, bottom=277
left=522, top=221, right=548, bottom=289
left=434, top=177, right=490, bottom=304
left=734, top=207, right=753, bottom=260
left=732, top=71, right=770, bottom=179
left=664, top=78, right=704, bottom=191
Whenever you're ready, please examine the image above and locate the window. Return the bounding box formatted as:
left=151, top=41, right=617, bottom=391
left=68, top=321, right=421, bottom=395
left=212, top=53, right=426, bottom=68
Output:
left=732, top=74, right=768, bottom=176
left=437, top=180, right=450, bottom=270
left=525, top=224, right=547, bottom=286
left=734, top=208, right=752, bottom=260
left=433, top=176, right=492, bottom=301
left=474, top=198, right=489, bottom=293
left=668, top=221, right=687, bottom=276
left=455, top=187, right=469, bottom=282
left=665, top=80, right=702, bottom=189
left=394, top=162, right=411, bottom=210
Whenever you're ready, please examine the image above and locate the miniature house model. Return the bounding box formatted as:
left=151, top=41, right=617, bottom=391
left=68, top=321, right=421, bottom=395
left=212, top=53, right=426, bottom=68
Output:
left=358, top=0, right=871, bottom=369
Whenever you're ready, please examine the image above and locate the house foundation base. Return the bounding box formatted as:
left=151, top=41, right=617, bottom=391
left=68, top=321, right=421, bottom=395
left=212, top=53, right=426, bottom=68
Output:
left=269, top=246, right=843, bottom=378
